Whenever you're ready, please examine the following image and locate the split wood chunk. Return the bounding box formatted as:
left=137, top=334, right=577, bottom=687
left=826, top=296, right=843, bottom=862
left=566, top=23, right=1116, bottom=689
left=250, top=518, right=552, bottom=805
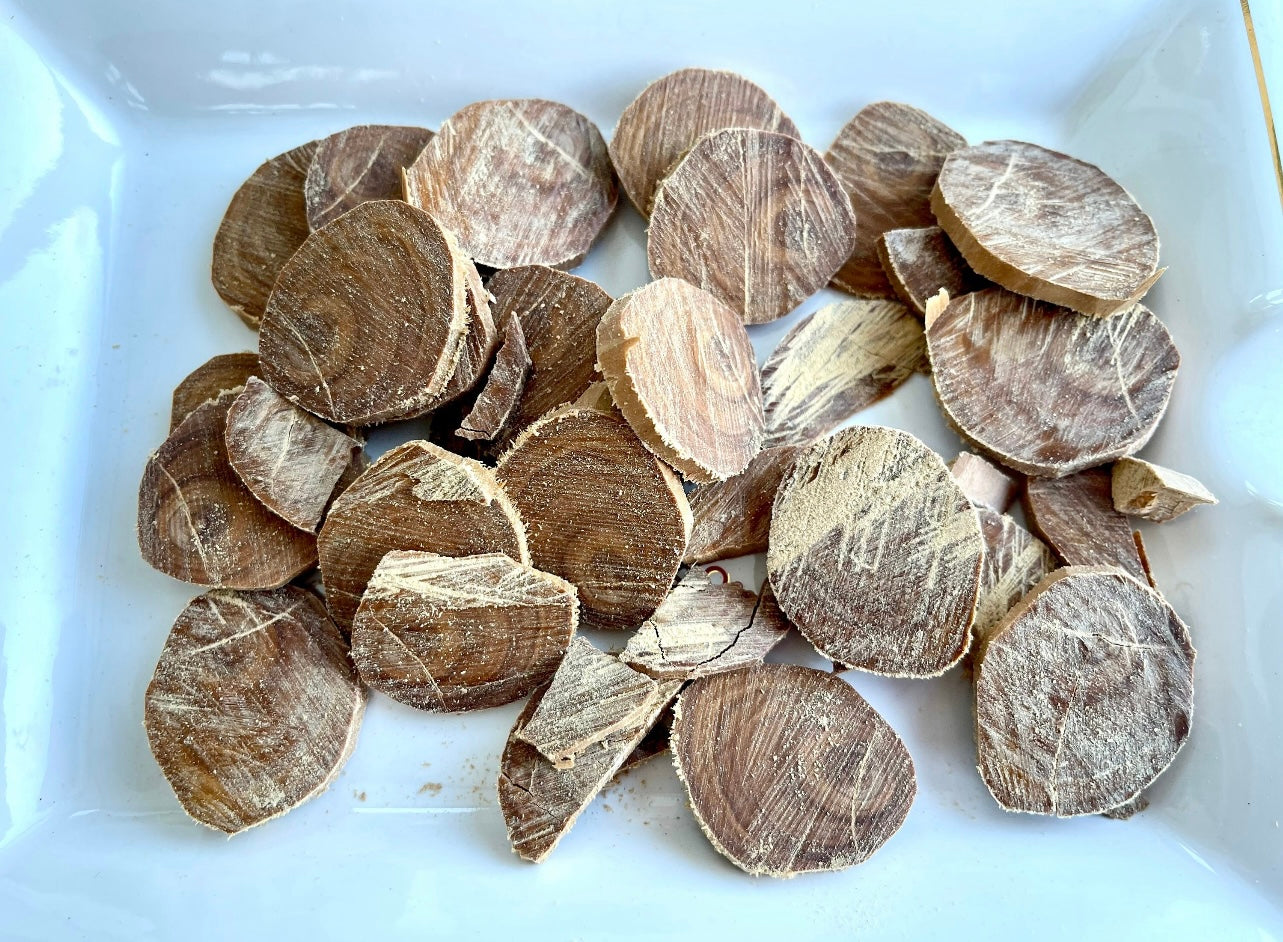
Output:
left=138, top=391, right=318, bottom=589
left=932, top=141, right=1163, bottom=317
left=975, top=566, right=1195, bottom=817
left=927, top=288, right=1179, bottom=477
left=759, top=299, right=926, bottom=450
left=212, top=141, right=317, bottom=330
left=648, top=128, right=856, bottom=324
left=225, top=377, right=363, bottom=532
left=950, top=451, right=1019, bottom=513
left=672, top=663, right=916, bottom=876
left=877, top=226, right=986, bottom=317
left=457, top=315, right=531, bottom=442
left=170, top=352, right=260, bottom=431
left=258, top=200, right=471, bottom=426
left=609, top=67, right=800, bottom=217
left=403, top=99, right=617, bottom=269
left=304, top=124, right=435, bottom=231
left=318, top=440, right=529, bottom=630
left=621, top=570, right=790, bottom=681
left=617, top=703, right=675, bottom=776
left=1112, top=457, right=1217, bottom=522
left=596, top=278, right=764, bottom=482
left=1024, top=469, right=1148, bottom=582
left=437, top=263, right=499, bottom=406
left=767, top=426, right=983, bottom=677
left=972, top=508, right=1056, bottom=643
left=144, top=586, right=364, bottom=834
left=684, top=445, right=802, bottom=564
left=350, top=551, right=576, bottom=713
left=824, top=102, right=966, bottom=298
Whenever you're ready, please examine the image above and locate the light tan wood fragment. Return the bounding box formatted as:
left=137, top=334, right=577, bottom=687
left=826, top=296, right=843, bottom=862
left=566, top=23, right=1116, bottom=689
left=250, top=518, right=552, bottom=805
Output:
left=950, top=451, right=1019, bottom=513
left=304, top=124, right=435, bottom=230
left=877, top=226, right=986, bottom=316
left=170, top=353, right=259, bottom=431
left=684, top=445, right=802, bottom=564
left=923, top=288, right=950, bottom=329
left=457, top=315, right=532, bottom=442
left=1111, top=457, right=1217, bottom=522
left=972, top=508, right=1056, bottom=643
left=1024, top=469, right=1148, bottom=582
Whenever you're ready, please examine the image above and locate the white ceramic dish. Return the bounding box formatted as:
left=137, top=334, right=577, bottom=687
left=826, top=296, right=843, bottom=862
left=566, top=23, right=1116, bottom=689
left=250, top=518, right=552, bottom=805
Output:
left=2, top=0, right=1282, bottom=938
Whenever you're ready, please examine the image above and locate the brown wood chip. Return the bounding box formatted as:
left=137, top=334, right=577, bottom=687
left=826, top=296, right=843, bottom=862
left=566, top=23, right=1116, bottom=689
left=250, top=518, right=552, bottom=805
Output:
left=171, top=352, right=260, bottom=431
left=1024, top=469, right=1148, bottom=582
left=648, top=128, right=856, bottom=324
left=972, top=508, right=1056, bottom=643
left=437, top=263, right=499, bottom=406
left=144, top=586, right=364, bottom=834
left=457, top=315, right=532, bottom=442
left=877, top=226, right=986, bottom=317
left=975, top=566, right=1195, bottom=816
left=950, top=451, right=1019, bottom=513
left=672, top=663, right=916, bottom=876
left=768, top=426, right=982, bottom=677
left=616, top=703, right=675, bottom=776
left=684, top=445, right=802, bottom=564
left=932, top=141, right=1163, bottom=317
left=304, top=124, right=435, bottom=230
left=1111, top=457, right=1217, bottom=522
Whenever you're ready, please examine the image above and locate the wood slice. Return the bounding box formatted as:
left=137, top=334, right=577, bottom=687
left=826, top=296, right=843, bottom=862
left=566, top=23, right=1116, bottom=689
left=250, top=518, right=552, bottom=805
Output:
left=436, top=261, right=499, bottom=406
left=144, top=586, right=364, bottom=834
left=1024, top=469, right=1148, bottom=582
left=684, top=444, right=801, bottom=564
left=350, top=551, right=576, bottom=713
left=950, top=451, right=1019, bottom=513
left=1111, top=457, right=1217, bottom=522
left=211, top=141, right=317, bottom=330
left=170, top=352, right=260, bottom=431
left=138, top=390, right=318, bottom=589
left=596, top=278, right=765, bottom=482
left=877, top=226, right=986, bottom=317
left=496, top=403, right=690, bottom=631
left=317, top=440, right=529, bottom=630
left=767, top=426, right=983, bottom=677
left=258, top=200, right=470, bottom=426
left=608, top=67, right=800, bottom=217
left=824, top=102, right=965, bottom=298
left=304, top=124, right=435, bottom=230
left=974, top=566, right=1195, bottom=816
left=759, top=299, right=926, bottom=449
left=457, top=315, right=531, bottom=442
left=927, top=288, right=1179, bottom=477
left=973, top=508, right=1056, bottom=643
left=648, top=128, right=856, bottom=324
left=671, top=663, right=916, bottom=876
left=931, top=141, right=1163, bottom=317
left=403, top=99, right=617, bottom=269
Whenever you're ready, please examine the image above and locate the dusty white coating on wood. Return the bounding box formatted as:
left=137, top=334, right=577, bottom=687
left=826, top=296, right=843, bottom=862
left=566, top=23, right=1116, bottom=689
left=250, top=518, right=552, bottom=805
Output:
left=972, top=508, right=1056, bottom=643
left=1024, top=469, right=1148, bottom=582
left=950, top=451, right=1019, bottom=513
left=877, top=226, right=986, bottom=317
left=1111, top=457, right=1217, bottom=522
left=304, top=124, right=435, bottom=230
left=684, top=445, right=802, bottom=564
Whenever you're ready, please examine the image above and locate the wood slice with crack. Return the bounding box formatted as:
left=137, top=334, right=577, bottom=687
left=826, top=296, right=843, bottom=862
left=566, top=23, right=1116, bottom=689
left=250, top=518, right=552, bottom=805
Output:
left=950, top=451, right=1019, bottom=513
left=877, top=226, right=987, bottom=317
left=457, top=315, right=531, bottom=442
left=170, top=352, right=260, bottom=431
left=304, top=124, right=435, bottom=230
left=972, top=508, right=1056, bottom=643
left=1111, top=457, right=1217, bottom=522
left=144, top=586, right=364, bottom=834
left=684, top=445, right=802, bottom=564
left=648, top=128, right=856, bottom=324
left=1024, top=469, right=1148, bottom=582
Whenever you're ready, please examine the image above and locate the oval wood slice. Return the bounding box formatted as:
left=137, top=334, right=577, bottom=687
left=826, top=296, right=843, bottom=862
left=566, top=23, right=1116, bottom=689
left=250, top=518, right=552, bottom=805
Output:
left=609, top=67, right=800, bottom=217
left=672, top=663, right=916, bottom=876
left=975, top=566, right=1195, bottom=816
left=457, top=315, right=532, bottom=442
left=1111, top=457, right=1217, bottom=522
left=171, top=352, right=260, bottom=431
left=648, top=128, right=856, bottom=324
left=597, top=278, right=764, bottom=482
left=877, top=226, right=987, bottom=317
left=767, top=426, right=983, bottom=677
left=973, top=508, right=1056, bottom=642
left=927, top=288, right=1179, bottom=477
left=1023, top=469, right=1149, bottom=582
left=932, top=141, right=1163, bottom=317
left=403, top=98, right=617, bottom=269
left=684, top=444, right=802, bottom=564
left=144, top=586, right=364, bottom=834
left=304, top=124, right=435, bottom=230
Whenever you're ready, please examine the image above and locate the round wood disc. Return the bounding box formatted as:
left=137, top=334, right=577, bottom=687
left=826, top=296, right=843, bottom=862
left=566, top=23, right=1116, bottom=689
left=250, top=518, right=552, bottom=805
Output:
left=648, top=128, right=856, bottom=324
left=304, top=124, right=435, bottom=230
left=975, top=566, right=1195, bottom=816
left=170, top=352, right=259, bottom=431
left=931, top=140, right=1162, bottom=317
left=767, top=426, right=983, bottom=677
left=144, top=586, right=364, bottom=834
left=927, top=288, right=1179, bottom=477
left=672, top=663, right=916, bottom=876
left=596, top=278, right=765, bottom=483
left=403, top=99, right=617, bottom=269
left=609, top=67, right=799, bottom=217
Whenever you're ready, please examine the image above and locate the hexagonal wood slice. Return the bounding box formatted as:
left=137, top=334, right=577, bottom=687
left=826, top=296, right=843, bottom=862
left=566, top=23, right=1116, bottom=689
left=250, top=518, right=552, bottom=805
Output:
left=972, top=508, right=1056, bottom=643
left=1024, top=469, right=1148, bottom=582
left=877, top=225, right=987, bottom=317
left=1111, top=457, right=1217, bottom=522
left=683, top=444, right=802, bottom=564
left=170, top=352, right=260, bottom=431
left=457, top=314, right=532, bottom=442
left=304, top=124, right=435, bottom=230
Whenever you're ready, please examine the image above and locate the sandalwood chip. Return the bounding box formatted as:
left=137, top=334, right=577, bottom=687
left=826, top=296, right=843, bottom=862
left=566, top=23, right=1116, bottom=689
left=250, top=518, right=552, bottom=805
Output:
left=457, top=315, right=532, bottom=442
left=672, top=663, right=916, bottom=876
left=438, top=263, right=499, bottom=406
left=171, top=352, right=259, bottom=431
left=144, top=586, right=364, bottom=834
left=950, top=451, right=1019, bottom=513
left=972, top=509, right=1056, bottom=643
left=684, top=445, right=802, bottom=564
left=1111, top=457, right=1217, bottom=522
left=648, top=128, right=856, bottom=324
left=1024, top=469, right=1148, bottom=583
left=304, top=124, right=435, bottom=230
left=878, top=226, right=986, bottom=317
left=975, top=566, right=1195, bottom=816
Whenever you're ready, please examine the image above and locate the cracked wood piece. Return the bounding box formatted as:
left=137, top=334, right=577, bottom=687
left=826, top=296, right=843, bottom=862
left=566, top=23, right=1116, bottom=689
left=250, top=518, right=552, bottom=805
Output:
left=672, top=663, right=916, bottom=877
left=684, top=445, right=801, bottom=564
left=932, top=141, right=1163, bottom=317
left=648, top=128, right=856, bottom=324
left=950, top=451, right=1019, bottom=513
left=927, top=288, right=1179, bottom=477
left=877, top=226, right=986, bottom=317
left=972, top=508, right=1056, bottom=643
left=609, top=67, right=800, bottom=217
left=437, top=262, right=499, bottom=406
left=170, top=352, right=260, bottom=431
left=138, top=390, right=318, bottom=589
left=759, top=299, right=926, bottom=449
left=616, top=702, right=675, bottom=776
left=144, top=586, right=364, bottom=834
left=225, top=377, right=363, bottom=532
left=974, top=566, right=1195, bottom=816
left=212, top=140, right=317, bottom=330
left=304, top=124, right=435, bottom=230
left=457, top=315, right=531, bottom=441
left=258, top=200, right=471, bottom=426
left=597, top=278, right=764, bottom=482
left=317, top=440, right=528, bottom=630
left=768, top=426, right=983, bottom=677
left=1111, top=457, right=1217, bottom=522
left=403, top=99, right=617, bottom=269
left=824, top=102, right=965, bottom=298
left=1024, top=469, right=1148, bottom=582
left=350, top=551, right=576, bottom=712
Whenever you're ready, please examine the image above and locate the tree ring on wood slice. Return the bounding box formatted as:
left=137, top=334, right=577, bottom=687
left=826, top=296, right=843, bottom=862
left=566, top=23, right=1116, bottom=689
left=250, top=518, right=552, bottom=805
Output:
left=927, top=288, right=1179, bottom=478
left=877, top=226, right=987, bottom=318
left=974, top=566, right=1195, bottom=816
left=671, top=663, right=916, bottom=877
left=684, top=445, right=802, bottom=564
left=648, top=128, right=856, bottom=324
left=931, top=141, right=1163, bottom=317
left=170, top=352, right=260, bottom=431
left=767, top=426, right=982, bottom=677
left=144, top=586, right=364, bottom=834
left=304, top=124, right=435, bottom=230
left=1024, top=469, right=1148, bottom=582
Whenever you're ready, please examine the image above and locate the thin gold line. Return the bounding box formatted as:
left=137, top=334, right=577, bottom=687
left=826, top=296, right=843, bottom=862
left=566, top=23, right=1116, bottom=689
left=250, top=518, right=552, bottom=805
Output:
left=1242, top=0, right=1283, bottom=213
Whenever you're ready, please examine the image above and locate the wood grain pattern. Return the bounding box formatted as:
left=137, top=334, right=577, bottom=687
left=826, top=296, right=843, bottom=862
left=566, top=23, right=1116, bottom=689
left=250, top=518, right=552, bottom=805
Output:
left=1111, top=457, right=1217, bottom=522
left=684, top=445, right=801, bottom=564
left=950, top=451, right=1019, bottom=513
left=972, top=508, right=1056, bottom=643
left=170, top=352, right=259, bottom=431
left=304, top=124, right=435, bottom=230
left=436, top=262, right=499, bottom=406
left=877, top=226, right=986, bottom=317
left=457, top=315, right=532, bottom=442
left=1024, top=469, right=1148, bottom=582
